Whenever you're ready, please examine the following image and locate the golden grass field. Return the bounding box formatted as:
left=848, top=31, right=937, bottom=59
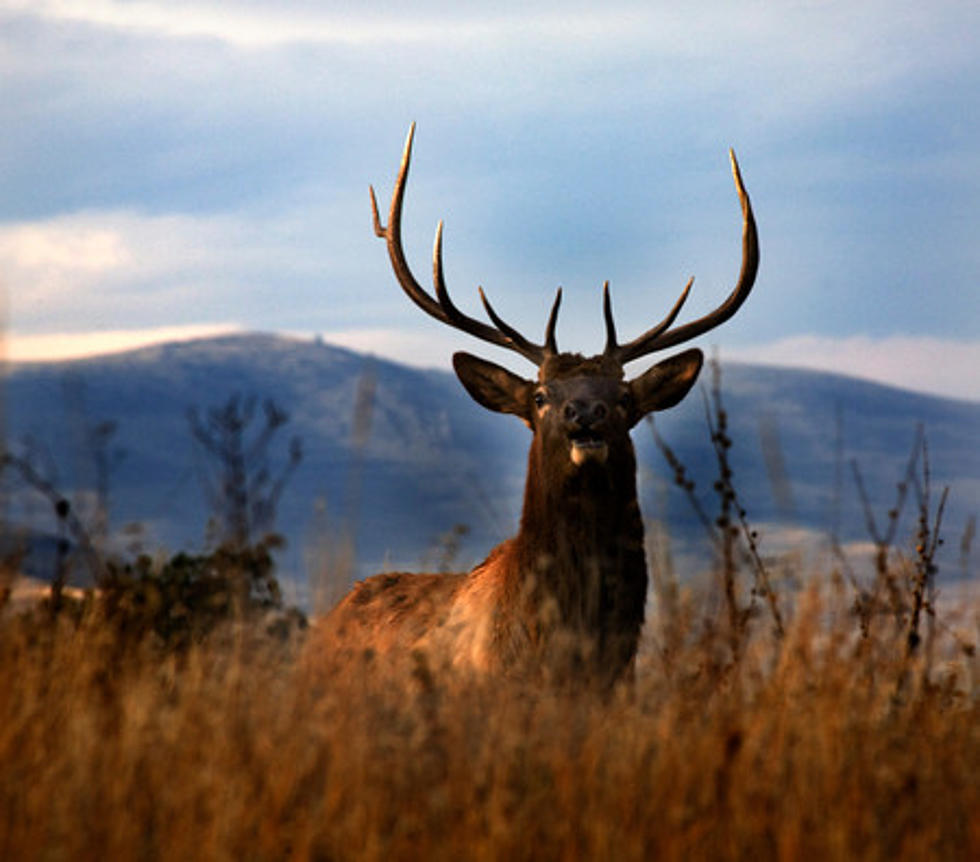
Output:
left=1, top=567, right=976, bottom=862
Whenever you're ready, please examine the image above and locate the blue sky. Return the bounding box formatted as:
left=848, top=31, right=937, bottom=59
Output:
left=1, top=1, right=977, bottom=399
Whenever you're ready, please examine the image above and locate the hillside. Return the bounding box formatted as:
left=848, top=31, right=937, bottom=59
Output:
left=3, top=333, right=977, bottom=592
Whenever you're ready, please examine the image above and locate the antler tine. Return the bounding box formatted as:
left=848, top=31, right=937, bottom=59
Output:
left=370, top=123, right=445, bottom=323
left=543, top=287, right=561, bottom=354
left=606, top=149, right=759, bottom=364
left=372, top=123, right=554, bottom=366
left=471, top=285, right=562, bottom=360
left=475, top=287, right=549, bottom=362
left=433, top=222, right=550, bottom=364
left=606, top=277, right=694, bottom=364
left=602, top=281, right=617, bottom=354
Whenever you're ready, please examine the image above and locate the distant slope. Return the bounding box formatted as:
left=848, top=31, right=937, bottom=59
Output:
left=3, top=334, right=977, bottom=587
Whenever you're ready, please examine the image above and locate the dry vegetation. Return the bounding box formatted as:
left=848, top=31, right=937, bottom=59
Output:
left=0, top=566, right=976, bottom=861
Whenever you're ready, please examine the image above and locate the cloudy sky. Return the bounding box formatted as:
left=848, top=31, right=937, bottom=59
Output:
left=1, top=1, right=977, bottom=399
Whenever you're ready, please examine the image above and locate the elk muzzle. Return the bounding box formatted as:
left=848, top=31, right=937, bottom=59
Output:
left=564, top=399, right=610, bottom=466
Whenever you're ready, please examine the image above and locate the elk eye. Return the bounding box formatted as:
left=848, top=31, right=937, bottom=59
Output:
left=533, top=391, right=547, bottom=409
left=618, top=392, right=633, bottom=410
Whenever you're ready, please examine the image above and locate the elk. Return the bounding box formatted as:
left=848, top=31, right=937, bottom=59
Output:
left=319, top=124, right=758, bottom=686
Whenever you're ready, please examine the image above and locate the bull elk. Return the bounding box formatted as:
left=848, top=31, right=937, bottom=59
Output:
left=320, top=124, right=758, bottom=686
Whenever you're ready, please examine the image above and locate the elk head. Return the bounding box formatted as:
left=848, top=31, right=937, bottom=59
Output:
left=369, top=124, right=758, bottom=459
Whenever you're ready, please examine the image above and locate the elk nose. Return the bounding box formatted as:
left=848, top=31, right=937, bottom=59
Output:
left=563, top=400, right=608, bottom=426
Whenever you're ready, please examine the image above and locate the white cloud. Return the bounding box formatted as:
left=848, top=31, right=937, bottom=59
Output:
left=0, top=218, right=132, bottom=305
left=0, top=205, right=373, bottom=333
left=0, top=211, right=222, bottom=328
left=726, top=335, right=980, bottom=402
left=10, top=1, right=648, bottom=48
left=2, top=323, right=243, bottom=362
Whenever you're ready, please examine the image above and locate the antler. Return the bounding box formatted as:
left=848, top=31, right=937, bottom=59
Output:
left=604, top=149, right=759, bottom=365
left=370, top=123, right=559, bottom=366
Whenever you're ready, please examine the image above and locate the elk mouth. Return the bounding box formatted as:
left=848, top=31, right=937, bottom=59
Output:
left=569, top=430, right=608, bottom=466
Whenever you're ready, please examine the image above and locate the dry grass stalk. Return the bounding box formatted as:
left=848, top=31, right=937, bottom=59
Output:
left=1, top=576, right=976, bottom=861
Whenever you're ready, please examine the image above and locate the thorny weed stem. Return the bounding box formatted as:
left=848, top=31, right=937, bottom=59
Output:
left=847, top=426, right=924, bottom=638
left=907, top=437, right=949, bottom=659
left=647, top=416, right=719, bottom=550
left=651, top=358, right=783, bottom=658
left=701, top=358, right=783, bottom=645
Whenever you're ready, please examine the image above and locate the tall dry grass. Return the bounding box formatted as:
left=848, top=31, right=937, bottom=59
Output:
left=1, top=574, right=976, bottom=861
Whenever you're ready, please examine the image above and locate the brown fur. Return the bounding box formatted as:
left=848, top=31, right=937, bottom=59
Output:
left=309, top=348, right=703, bottom=687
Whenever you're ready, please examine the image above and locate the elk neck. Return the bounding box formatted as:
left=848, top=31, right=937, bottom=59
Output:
left=508, top=426, right=648, bottom=636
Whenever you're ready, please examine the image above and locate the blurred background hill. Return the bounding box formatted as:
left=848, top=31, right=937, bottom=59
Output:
left=3, top=333, right=977, bottom=600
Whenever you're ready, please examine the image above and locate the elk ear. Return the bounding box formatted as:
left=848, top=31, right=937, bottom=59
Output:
left=628, top=348, right=703, bottom=426
left=453, top=352, right=534, bottom=423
